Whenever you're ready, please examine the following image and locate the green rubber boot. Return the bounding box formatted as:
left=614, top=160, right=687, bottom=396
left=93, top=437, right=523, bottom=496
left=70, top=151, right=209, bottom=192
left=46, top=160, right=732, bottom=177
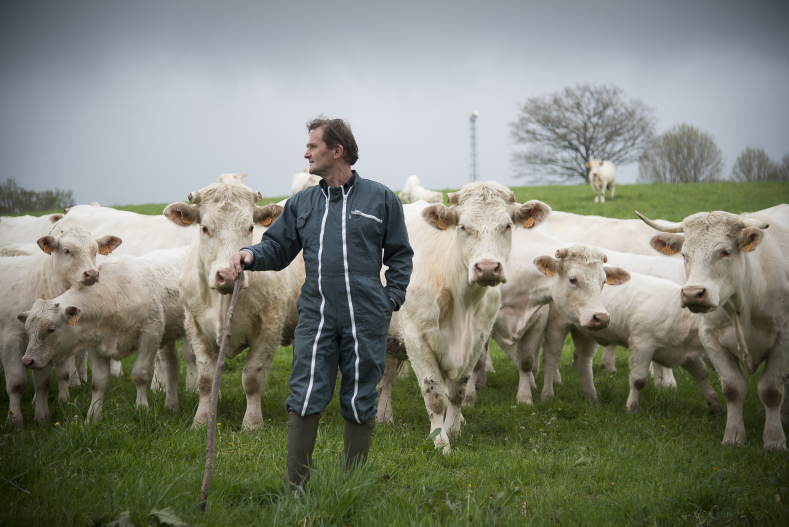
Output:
left=286, top=413, right=320, bottom=490
left=344, top=419, right=375, bottom=470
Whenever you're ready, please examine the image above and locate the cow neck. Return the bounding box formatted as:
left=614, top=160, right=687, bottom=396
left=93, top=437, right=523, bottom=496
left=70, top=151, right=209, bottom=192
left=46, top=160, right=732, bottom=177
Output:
left=39, top=254, right=73, bottom=299
left=516, top=229, right=566, bottom=307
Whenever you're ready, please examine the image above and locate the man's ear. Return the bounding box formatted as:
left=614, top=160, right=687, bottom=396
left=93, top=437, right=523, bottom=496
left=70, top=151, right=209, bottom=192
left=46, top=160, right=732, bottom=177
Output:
left=164, top=202, right=200, bottom=226
left=254, top=204, right=284, bottom=227
left=534, top=256, right=560, bottom=277
left=96, top=236, right=122, bottom=256
left=604, top=266, right=630, bottom=285
left=17, top=312, right=29, bottom=324
left=37, top=236, right=57, bottom=255
left=63, top=306, right=81, bottom=326
left=650, top=234, right=685, bottom=256
left=422, top=204, right=458, bottom=231
left=738, top=226, right=765, bottom=253
left=514, top=200, right=552, bottom=229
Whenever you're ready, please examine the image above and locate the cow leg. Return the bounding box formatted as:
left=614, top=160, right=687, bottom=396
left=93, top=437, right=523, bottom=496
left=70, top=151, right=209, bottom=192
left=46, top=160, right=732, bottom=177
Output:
left=109, top=359, right=123, bottom=378
left=150, top=351, right=166, bottom=393
left=515, top=322, right=544, bottom=405
left=572, top=333, right=599, bottom=402
left=782, top=384, right=789, bottom=428
left=2, top=342, right=27, bottom=426
left=652, top=363, right=677, bottom=389
left=600, top=345, right=617, bottom=374
left=76, top=350, right=88, bottom=384
left=475, top=341, right=489, bottom=390
left=65, top=355, right=80, bottom=387
left=54, top=359, right=72, bottom=402
left=757, top=341, right=789, bottom=450
left=157, top=341, right=180, bottom=412
left=485, top=341, right=496, bottom=373
left=448, top=373, right=471, bottom=439
left=540, top=315, right=569, bottom=401
left=409, top=350, right=451, bottom=453
left=87, top=352, right=110, bottom=423
left=703, top=341, right=747, bottom=446
left=182, top=337, right=198, bottom=392
left=626, top=345, right=652, bottom=413
left=609, top=182, right=615, bottom=199
left=397, top=361, right=410, bottom=379
left=188, top=315, right=220, bottom=428
left=241, top=328, right=281, bottom=429
left=32, top=367, right=51, bottom=423
left=131, top=336, right=160, bottom=411
left=680, top=357, right=723, bottom=415
left=464, top=352, right=485, bottom=408
left=376, top=355, right=401, bottom=423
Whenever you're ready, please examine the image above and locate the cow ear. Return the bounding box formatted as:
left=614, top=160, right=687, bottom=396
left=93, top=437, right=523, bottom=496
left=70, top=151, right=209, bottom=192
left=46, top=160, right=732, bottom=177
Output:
left=63, top=306, right=81, bottom=326
left=534, top=256, right=560, bottom=277
left=164, top=203, right=200, bottom=227
left=514, top=200, right=552, bottom=229
left=63, top=207, right=71, bottom=214
left=422, top=204, right=458, bottom=231
left=650, top=234, right=684, bottom=256
left=604, top=266, right=630, bottom=285
left=738, top=226, right=765, bottom=253
left=96, top=235, right=122, bottom=255
left=256, top=191, right=263, bottom=203
left=254, top=204, right=283, bottom=227
left=446, top=192, right=459, bottom=205
left=17, top=312, right=29, bottom=324
left=37, top=236, right=57, bottom=255
left=49, top=213, right=63, bottom=223
left=585, top=161, right=591, bottom=168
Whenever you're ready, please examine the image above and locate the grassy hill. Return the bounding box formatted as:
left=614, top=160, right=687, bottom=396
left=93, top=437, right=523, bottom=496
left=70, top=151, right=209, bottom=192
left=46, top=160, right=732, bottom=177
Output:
left=2, top=180, right=789, bottom=526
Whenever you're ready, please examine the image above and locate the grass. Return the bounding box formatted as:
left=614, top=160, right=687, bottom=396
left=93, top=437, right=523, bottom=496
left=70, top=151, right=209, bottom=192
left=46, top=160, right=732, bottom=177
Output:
left=2, top=181, right=789, bottom=526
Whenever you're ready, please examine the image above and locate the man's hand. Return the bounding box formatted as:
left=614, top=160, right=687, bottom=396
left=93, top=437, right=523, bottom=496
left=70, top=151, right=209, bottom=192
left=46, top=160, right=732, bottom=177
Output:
left=229, top=250, right=253, bottom=280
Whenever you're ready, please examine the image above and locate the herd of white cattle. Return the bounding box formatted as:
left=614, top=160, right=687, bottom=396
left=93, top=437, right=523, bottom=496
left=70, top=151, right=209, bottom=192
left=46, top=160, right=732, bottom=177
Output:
left=1, top=172, right=787, bottom=455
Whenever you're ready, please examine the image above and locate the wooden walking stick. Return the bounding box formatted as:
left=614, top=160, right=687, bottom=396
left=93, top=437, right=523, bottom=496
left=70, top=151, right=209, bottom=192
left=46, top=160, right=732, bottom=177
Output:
left=198, top=276, right=242, bottom=514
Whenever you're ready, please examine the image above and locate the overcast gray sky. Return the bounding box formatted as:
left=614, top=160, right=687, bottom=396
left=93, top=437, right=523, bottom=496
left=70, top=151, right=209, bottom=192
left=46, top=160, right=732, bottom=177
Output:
left=1, top=0, right=787, bottom=205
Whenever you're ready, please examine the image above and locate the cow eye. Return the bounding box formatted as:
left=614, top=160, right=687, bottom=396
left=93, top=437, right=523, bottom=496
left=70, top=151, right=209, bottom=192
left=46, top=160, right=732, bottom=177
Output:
left=505, top=223, right=512, bottom=231
left=63, top=248, right=70, bottom=255
left=248, top=225, right=254, bottom=234
left=720, top=249, right=732, bottom=257
left=569, top=277, right=577, bottom=285
left=201, top=225, right=210, bottom=235
left=48, top=326, right=56, bottom=333
left=459, top=224, right=466, bottom=232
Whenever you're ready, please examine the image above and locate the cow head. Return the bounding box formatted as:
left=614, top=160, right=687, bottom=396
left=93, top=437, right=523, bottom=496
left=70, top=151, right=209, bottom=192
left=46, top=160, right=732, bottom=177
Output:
left=164, top=182, right=282, bottom=294
left=637, top=210, right=769, bottom=313
left=18, top=300, right=82, bottom=369
left=586, top=159, right=604, bottom=179
left=534, top=246, right=630, bottom=330
left=36, top=227, right=121, bottom=287
left=421, top=181, right=551, bottom=286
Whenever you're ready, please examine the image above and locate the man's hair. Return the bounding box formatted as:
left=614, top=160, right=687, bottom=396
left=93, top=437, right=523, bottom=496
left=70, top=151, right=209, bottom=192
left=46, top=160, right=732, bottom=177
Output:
left=307, top=115, right=359, bottom=166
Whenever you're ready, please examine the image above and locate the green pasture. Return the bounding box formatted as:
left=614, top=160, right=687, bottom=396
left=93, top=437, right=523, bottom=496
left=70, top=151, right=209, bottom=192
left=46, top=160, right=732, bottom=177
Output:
left=2, top=181, right=789, bottom=526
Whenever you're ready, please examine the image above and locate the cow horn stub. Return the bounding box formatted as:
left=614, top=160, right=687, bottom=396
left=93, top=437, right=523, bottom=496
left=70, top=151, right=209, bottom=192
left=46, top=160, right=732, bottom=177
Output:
left=739, top=217, right=769, bottom=229
left=635, top=211, right=684, bottom=233
left=555, top=248, right=569, bottom=259
left=188, top=191, right=201, bottom=204
left=447, top=192, right=459, bottom=205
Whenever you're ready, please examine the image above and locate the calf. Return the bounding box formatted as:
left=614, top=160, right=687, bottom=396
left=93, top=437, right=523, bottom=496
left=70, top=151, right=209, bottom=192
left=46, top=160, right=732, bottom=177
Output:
left=164, top=183, right=304, bottom=428
left=0, top=227, right=120, bottom=425
left=18, top=247, right=186, bottom=422
left=586, top=159, right=615, bottom=203
left=640, top=207, right=789, bottom=450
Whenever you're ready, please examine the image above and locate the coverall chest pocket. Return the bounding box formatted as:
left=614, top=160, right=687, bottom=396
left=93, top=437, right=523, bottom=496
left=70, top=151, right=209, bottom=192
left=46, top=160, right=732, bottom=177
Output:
left=297, top=207, right=324, bottom=248
left=349, top=209, right=384, bottom=255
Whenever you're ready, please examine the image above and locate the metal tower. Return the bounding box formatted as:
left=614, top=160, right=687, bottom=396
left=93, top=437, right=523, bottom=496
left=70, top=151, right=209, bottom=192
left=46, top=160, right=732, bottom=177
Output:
left=469, top=111, right=479, bottom=182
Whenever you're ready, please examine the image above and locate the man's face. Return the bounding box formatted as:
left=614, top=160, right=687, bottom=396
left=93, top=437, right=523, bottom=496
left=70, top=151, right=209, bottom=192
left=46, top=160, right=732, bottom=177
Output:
left=304, top=127, right=338, bottom=176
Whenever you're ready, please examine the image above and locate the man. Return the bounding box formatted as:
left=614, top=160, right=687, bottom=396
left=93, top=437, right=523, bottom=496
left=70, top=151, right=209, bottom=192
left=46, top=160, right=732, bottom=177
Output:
left=228, top=116, right=413, bottom=489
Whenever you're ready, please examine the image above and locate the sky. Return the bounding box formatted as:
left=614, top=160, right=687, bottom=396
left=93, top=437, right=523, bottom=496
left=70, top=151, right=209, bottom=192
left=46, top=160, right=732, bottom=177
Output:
left=1, top=0, right=787, bottom=206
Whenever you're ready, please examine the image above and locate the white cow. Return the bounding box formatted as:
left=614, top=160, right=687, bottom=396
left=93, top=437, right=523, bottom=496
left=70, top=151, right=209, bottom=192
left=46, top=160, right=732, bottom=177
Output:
left=0, top=227, right=121, bottom=425
left=639, top=207, right=789, bottom=450
left=586, top=160, right=616, bottom=203
left=18, top=247, right=187, bottom=422
left=291, top=169, right=321, bottom=195
left=398, top=175, right=443, bottom=204
left=164, top=183, right=304, bottom=429
left=0, top=213, right=64, bottom=243
left=377, top=183, right=540, bottom=453
left=217, top=173, right=247, bottom=185
left=49, top=203, right=199, bottom=381
left=541, top=270, right=723, bottom=415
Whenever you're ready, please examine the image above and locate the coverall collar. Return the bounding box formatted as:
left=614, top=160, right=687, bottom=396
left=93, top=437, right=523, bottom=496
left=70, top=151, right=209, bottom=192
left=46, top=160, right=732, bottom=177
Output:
left=319, top=171, right=358, bottom=194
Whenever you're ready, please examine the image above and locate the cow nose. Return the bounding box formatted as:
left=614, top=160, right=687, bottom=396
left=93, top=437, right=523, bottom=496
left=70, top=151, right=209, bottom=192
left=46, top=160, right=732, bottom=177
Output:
left=214, top=268, right=237, bottom=293
left=473, top=260, right=503, bottom=283
left=586, top=312, right=610, bottom=330
left=79, top=268, right=99, bottom=285
left=681, top=287, right=707, bottom=305
left=22, top=356, right=35, bottom=369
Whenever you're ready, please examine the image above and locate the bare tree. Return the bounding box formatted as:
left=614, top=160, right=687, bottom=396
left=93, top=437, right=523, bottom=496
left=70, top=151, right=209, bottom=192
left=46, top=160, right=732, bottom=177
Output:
left=510, top=84, right=657, bottom=183
left=771, top=153, right=789, bottom=182
left=0, top=178, right=75, bottom=214
left=730, top=147, right=777, bottom=182
left=637, top=124, right=725, bottom=184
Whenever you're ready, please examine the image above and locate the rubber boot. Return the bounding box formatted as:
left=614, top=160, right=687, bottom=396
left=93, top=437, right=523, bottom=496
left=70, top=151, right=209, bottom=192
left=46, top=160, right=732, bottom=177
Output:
left=344, top=419, right=375, bottom=470
left=286, top=413, right=320, bottom=490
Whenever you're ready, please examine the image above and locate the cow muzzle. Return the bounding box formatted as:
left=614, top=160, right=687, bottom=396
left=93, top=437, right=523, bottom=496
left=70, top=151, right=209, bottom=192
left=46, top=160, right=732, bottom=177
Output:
left=78, top=268, right=99, bottom=286
left=22, top=354, right=47, bottom=370
left=680, top=287, right=714, bottom=313
left=214, top=268, right=246, bottom=294
left=471, top=259, right=505, bottom=286
left=583, top=312, right=610, bottom=331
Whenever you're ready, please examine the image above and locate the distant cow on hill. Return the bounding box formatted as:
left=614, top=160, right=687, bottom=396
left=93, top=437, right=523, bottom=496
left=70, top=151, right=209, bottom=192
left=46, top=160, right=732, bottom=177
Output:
left=586, top=160, right=615, bottom=203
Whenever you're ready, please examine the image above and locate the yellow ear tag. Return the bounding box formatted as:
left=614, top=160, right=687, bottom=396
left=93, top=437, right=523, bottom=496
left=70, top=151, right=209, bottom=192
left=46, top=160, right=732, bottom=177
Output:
left=606, top=277, right=616, bottom=285
left=436, top=219, right=447, bottom=230
left=262, top=217, right=272, bottom=227
left=545, top=268, right=554, bottom=277
left=42, top=245, right=51, bottom=255
left=180, top=214, right=192, bottom=225
left=98, top=246, right=111, bottom=256
left=522, top=216, right=535, bottom=229
left=742, top=242, right=754, bottom=253
left=661, top=246, right=674, bottom=256
left=69, top=314, right=77, bottom=326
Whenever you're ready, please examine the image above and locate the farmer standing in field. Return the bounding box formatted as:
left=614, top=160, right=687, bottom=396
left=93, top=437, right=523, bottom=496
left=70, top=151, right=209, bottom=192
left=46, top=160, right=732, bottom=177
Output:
left=228, top=116, right=413, bottom=489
